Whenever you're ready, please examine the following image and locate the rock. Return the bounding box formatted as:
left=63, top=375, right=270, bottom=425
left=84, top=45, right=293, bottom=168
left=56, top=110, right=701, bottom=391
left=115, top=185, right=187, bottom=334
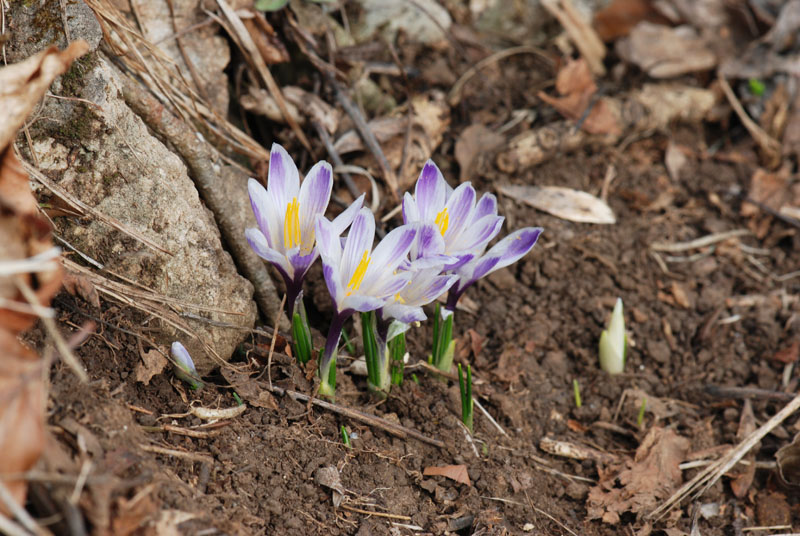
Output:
left=24, top=54, right=256, bottom=373
left=4, top=0, right=103, bottom=63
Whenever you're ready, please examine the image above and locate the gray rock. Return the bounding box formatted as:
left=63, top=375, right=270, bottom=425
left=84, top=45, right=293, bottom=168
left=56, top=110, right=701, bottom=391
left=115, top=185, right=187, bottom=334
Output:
left=27, top=56, right=256, bottom=373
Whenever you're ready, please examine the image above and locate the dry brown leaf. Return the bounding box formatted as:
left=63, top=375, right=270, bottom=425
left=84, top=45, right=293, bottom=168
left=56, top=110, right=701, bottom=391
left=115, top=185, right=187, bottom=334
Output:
left=772, top=341, right=800, bottom=364
left=423, top=464, right=471, bottom=486
left=0, top=40, right=89, bottom=151
left=616, top=22, right=716, bottom=78
left=135, top=348, right=168, bottom=385
left=455, top=124, right=504, bottom=182
left=592, top=0, right=666, bottom=41
left=63, top=271, right=102, bottom=308
left=664, top=142, right=688, bottom=182
left=494, top=345, right=523, bottom=383
left=587, top=427, right=689, bottom=523
left=742, top=165, right=793, bottom=217
left=0, top=329, right=45, bottom=514
left=500, top=184, right=616, bottom=224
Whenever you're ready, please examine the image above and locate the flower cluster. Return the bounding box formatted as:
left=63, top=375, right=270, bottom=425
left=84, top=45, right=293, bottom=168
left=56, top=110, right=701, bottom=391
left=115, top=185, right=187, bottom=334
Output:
left=247, top=144, right=542, bottom=398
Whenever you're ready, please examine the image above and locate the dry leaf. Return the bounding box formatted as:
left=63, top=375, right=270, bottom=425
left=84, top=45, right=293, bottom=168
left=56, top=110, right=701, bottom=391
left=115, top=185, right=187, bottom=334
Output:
left=455, top=124, right=504, bottom=182
left=592, top=0, right=666, bottom=41
left=537, top=58, right=621, bottom=135
left=616, top=22, right=716, bottom=78
left=772, top=341, right=799, bottom=364
left=741, top=165, right=792, bottom=217
left=315, top=466, right=345, bottom=507
left=63, top=271, right=101, bottom=308
left=500, top=184, right=616, bottom=224
left=0, top=41, right=89, bottom=151
left=423, top=464, right=471, bottom=486
left=135, top=349, right=168, bottom=385
left=587, top=427, right=689, bottom=523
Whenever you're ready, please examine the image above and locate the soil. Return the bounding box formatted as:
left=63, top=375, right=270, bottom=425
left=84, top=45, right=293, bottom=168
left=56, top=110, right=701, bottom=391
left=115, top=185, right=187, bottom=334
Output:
left=20, top=11, right=800, bottom=536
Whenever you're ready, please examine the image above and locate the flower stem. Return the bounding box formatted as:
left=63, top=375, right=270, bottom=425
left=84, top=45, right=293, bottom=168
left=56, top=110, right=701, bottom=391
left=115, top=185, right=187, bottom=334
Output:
left=319, top=311, right=349, bottom=398
left=291, top=294, right=313, bottom=365
left=363, top=311, right=391, bottom=395
left=458, top=363, right=473, bottom=434
left=431, top=305, right=455, bottom=373
left=390, top=332, right=406, bottom=386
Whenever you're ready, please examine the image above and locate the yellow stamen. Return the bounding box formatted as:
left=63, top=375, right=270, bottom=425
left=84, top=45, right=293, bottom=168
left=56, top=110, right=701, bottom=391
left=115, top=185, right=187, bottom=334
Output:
left=346, top=250, right=371, bottom=295
left=435, top=208, right=449, bottom=236
left=394, top=293, right=405, bottom=303
left=283, top=197, right=301, bottom=249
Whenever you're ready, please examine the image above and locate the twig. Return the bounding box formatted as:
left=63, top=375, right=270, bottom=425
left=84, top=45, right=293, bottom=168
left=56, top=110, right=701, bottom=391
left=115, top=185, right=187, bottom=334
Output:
left=117, top=71, right=283, bottom=325
left=266, top=384, right=444, bottom=448
left=704, top=385, right=795, bottom=402
left=266, top=293, right=285, bottom=389
left=339, top=504, right=411, bottom=521
left=0, top=515, right=33, bottom=536
left=324, top=72, right=399, bottom=198
left=650, top=229, right=752, bottom=252
left=472, top=397, right=507, bottom=436
left=139, top=444, right=214, bottom=464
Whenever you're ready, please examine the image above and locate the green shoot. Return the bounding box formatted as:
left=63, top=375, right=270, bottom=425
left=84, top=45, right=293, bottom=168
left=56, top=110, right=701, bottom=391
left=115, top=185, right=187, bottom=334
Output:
left=748, top=78, right=766, bottom=97
left=637, top=398, right=647, bottom=428
left=362, top=311, right=389, bottom=394
left=340, top=327, right=355, bottom=355
left=389, top=331, right=406, bottom=386
left=411, top=373, right=420, bottom=385
left=458, top=363, right=473, bottom=434
left=573, top=379, right=582, bottom=409
left=430, top=303, right=455, bottom=372
left=232, top=392, right=243, bottom=406
left=291, top=300, right=313, bottom=365
left=340, top=425, right=352, bottom=449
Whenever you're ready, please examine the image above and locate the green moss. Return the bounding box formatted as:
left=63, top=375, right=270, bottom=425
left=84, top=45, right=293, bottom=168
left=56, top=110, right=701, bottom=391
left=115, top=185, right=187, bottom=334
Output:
left=60, top=52, right=99, bottom=97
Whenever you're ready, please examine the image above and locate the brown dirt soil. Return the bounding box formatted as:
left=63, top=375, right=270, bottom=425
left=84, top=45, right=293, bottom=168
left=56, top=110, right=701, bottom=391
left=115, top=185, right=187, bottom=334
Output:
left=25, top=36, right=800, bottom=536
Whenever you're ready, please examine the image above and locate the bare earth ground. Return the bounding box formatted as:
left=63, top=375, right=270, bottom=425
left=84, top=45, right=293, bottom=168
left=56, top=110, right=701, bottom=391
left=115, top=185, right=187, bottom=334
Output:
left=14, top=8, right=800, bottom=536
left=36, top=118, right=800, bottom=535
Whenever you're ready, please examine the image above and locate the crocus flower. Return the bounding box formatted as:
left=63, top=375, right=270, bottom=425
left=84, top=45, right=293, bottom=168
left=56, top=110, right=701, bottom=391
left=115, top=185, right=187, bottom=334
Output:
left=246, top=143, right=364, bottom=315
left=403, top=160, right=542, bottom=312
left=170, top=341, right=204, bottom=390
left=314, top=207, right=417, bottom=397
left=381, top=264, right=458, bottom=324
left=403, top=161, right=504, bottom=270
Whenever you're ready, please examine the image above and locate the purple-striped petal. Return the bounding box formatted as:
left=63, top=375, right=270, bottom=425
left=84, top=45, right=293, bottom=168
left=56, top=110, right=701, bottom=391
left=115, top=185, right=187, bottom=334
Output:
left=382, top=303, right=426, bottom=323
left=473, top=192, right=498, bottom=220
left=443, top=252, right=476, bottom=271
left=298, top=161, right=333, bottom=245
left=371, top=271, right=413, bottom=298
left=449, top=214, right=504, bottom=252
left=360, top=225, right=416, bottom=289
left=342, top=294, right=387, bottom=313
left=245, top=227, right=292, bottom=279
left=419, top=274, right=458, bottom=303
left=414, top=160, right=447, bottom=221
left=486, top=227, right=543, bottom=272
left=442, top=183, right=476, bottom=241
left=288, top=249, right=318, bottom=281
left=248, top=178, right=281, bottom=249
left=341, top=208, right=376, bottom=283
left=315, top=216, right=341, bottom=267
left=415, top=222, right=446, bottom=259
left=402, top=192, right=419, bottom=225
left=268, top=143, right=300, bottom=210
left=322, top=262, right=344, bottom=308
left=331, top=194, right=366, bottom=235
